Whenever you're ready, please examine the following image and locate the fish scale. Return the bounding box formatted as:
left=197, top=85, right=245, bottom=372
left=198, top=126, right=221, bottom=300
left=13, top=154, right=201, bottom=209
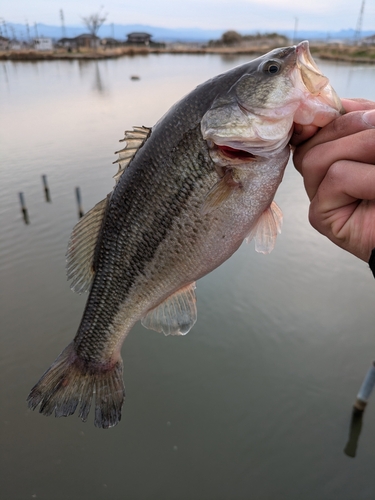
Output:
left=27, top=42, right=343, bottom=428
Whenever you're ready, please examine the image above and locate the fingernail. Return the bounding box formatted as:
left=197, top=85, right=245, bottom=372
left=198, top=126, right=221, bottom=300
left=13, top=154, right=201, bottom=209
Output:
left=362, top=110, right=375, bottom=127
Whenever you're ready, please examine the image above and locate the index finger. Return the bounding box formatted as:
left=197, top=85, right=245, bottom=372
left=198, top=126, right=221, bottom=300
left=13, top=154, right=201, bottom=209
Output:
left=290, top=99, right=375, bottom=149
left=293, top=109, right=375, bottom=176
left=341, top=98, right=375, bottom=112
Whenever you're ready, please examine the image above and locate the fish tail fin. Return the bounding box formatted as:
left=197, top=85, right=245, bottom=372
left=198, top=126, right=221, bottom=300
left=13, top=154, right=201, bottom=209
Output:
left=27, top=342, right=125, bottom=429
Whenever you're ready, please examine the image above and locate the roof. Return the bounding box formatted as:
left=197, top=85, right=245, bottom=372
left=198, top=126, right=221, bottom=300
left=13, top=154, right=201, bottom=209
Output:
left=75, top=33, right=100, bottom=40
left=126, top=32, right=152, bottom=37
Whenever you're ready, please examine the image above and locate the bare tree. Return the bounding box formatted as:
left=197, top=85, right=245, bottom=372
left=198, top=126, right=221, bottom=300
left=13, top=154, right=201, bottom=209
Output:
left=81, top=9, right=107, bottom=38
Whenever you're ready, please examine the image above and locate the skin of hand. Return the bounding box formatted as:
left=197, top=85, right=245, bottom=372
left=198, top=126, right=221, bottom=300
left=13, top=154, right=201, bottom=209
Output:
left=291, top=98, right=375, bottom=262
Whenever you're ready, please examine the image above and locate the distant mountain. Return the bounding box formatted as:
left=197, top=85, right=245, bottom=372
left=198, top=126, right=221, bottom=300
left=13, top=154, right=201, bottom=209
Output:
left=3, top=22, right=373, bottom=43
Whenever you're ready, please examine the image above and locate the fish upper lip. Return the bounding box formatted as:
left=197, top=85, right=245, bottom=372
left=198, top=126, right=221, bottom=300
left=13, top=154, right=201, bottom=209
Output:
left=296, top=40, right=320, bottom=73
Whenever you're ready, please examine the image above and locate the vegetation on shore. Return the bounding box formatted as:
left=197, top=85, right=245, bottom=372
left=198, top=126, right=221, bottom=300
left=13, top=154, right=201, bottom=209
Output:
left=310, top=43, right=375, bottom=63
left=1, top=30, right=375, bottom=63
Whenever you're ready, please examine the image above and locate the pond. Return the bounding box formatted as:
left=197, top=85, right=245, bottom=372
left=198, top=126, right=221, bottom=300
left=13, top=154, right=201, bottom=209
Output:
left=1, top=53, right=375, bottom=499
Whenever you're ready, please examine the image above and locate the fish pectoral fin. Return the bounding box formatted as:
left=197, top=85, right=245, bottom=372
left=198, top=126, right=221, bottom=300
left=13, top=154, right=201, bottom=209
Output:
left=201, top=170, right=240, bottom=215
left=141, top=283, right=197, bottom=336
left=246, top=201, right=283, bottom=254
left=66, top=195, right=110, bottom=293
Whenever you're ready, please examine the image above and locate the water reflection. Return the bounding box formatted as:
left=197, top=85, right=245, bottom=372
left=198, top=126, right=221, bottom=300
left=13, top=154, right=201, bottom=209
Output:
left=2, top=54, right=375, bottom=500
left=2, top=61, right=9, bottom=87
left=93, top=61, right=106, bottom=94
left=344, top=407, right=364, bottom=458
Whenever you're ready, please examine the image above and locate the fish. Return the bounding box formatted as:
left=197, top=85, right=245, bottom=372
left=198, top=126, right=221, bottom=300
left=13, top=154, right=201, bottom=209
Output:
left=27, top=41, right=343, bottom=428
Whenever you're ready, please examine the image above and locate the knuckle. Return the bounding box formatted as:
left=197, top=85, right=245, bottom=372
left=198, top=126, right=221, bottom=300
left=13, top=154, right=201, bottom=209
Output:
left=308, top=201, right=321, bottom=232
left=325, top=160, right=344, bottom=183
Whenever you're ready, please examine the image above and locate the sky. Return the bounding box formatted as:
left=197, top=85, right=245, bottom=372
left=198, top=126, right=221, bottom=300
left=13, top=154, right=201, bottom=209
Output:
left=1, top=0, right=374, bottom=33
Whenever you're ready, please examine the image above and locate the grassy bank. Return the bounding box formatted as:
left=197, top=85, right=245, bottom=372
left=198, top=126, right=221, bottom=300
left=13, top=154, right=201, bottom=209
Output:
left=310, top=44, right=375, bottom=63
left=1, top=44, right=375, bottom=63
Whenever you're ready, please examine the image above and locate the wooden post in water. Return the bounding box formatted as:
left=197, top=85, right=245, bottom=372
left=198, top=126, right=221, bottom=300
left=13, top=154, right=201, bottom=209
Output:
left=18, top=192, right=30, bottom=224
left=42, top=174, right=51, bottom=202
left=344, top=360, right=375, bottom=458
left=75, top=187, right=84, bottom=219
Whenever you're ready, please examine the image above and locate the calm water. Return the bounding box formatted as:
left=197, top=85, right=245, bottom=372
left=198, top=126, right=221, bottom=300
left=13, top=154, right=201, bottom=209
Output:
left=1, top=53, right=375, bottom=500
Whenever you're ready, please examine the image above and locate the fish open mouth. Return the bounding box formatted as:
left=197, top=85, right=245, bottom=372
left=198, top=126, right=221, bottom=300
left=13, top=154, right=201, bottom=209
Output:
left=294, top=41, right=344, bottom=116
left=216, top=144, right=257, bottom=161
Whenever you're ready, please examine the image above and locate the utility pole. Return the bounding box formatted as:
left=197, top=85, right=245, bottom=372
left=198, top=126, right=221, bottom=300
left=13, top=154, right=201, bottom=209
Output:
left=60, top=9, right=66, bottom=38
left=354, top=0, right=365, bottom=45
left=1, top=18, right=9, bottom=39
left=25, top=19, right=31, bottom=42
left=34, top=22, right=39, bottom=39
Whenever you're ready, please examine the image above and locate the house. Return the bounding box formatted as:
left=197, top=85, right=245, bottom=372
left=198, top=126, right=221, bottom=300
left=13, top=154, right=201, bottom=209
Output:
left=126, top=32, right=152, bottom=45
left=34, top=38, right=53, bottom=51
left=362, top=34, right=375, bottom=45
left=9, top=40, right=22, bottom=50
left=101, top=37, right=121, bottom=48
left=56, top=34, right=100, bottom=50
left=56, top=37, right=77, bottom=50
left=75, top=34, right=100, bottom=49
left=0, top=36, right=10, bottom=50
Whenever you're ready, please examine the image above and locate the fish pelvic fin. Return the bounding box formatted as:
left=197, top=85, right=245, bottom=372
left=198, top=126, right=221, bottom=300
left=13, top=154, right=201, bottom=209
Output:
left=246, top=201, right=283, bottom=254
left=27, top=343, right=125, bottom=429
left=113, top=126, right=151, bottom=183
left=141, top=283, right=197, bottom=336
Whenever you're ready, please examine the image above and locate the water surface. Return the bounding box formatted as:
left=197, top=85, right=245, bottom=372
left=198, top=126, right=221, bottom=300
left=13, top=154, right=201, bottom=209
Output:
left=1, top=54, right=375, bottom=500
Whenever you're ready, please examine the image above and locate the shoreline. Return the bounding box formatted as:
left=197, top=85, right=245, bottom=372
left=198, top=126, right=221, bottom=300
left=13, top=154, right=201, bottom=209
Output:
left=1, top=44, right=375, bottom=64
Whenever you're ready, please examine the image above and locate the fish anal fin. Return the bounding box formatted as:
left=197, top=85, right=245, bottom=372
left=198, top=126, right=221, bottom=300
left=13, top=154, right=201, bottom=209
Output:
left=66, top=195, right=110, bottom=293
left=113, top=126, right=151, bottom=183
left=141, top=283, right=197, bottom=336
left=246, top=201, right=283, bottom=254
left=202, top=170, right=241, bottom=215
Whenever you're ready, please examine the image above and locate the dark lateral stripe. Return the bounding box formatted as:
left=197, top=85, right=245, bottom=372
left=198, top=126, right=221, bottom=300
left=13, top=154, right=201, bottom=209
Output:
left=82, top=126, right=212, bottom=324
left=116, top=134, right=211, bottom=298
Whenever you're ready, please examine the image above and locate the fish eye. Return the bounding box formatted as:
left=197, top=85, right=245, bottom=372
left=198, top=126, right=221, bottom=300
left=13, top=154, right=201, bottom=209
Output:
left=263, top=60, right=281, bottom=75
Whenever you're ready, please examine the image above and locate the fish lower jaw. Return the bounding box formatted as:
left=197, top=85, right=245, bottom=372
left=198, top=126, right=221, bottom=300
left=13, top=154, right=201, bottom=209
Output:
left=293, top=98, right=342, bottom=126
left=206, top=134, right=291, bottom=166
left=215, top=144, right=257, bottom=162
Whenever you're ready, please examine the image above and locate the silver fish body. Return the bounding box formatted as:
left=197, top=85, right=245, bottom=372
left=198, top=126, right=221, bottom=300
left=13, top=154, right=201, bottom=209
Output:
left=27, top=42, right=343, bottom=428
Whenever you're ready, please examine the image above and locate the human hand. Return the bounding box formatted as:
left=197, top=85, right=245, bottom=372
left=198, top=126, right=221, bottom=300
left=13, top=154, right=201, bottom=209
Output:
left=292, top=98, right=375, bottom=262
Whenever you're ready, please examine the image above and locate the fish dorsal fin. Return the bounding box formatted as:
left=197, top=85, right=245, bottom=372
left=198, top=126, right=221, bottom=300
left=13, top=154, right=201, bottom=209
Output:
left=66, top=195, right=109, bottom=293
left=246, top=201, right=283, bottom=254
left=141, top=283, right=197, bottom=336
left=113, top=126, right=151, bottom=183
left=202, top=170, right=240, bottom=215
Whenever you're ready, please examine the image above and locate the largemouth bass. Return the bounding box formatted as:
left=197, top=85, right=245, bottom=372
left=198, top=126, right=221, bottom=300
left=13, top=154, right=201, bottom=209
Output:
left=27, top=41, right=343, bottom=428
